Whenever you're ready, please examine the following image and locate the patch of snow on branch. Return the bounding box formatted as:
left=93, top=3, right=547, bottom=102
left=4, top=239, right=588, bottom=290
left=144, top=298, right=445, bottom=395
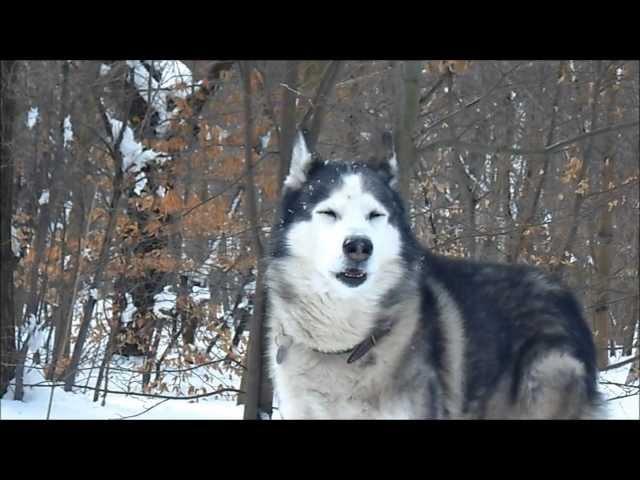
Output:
left=122, top=293, right=137, bottom=325
left=11, top=225, right=21, bottom=257
left=22, top=314, right=44, bottom=353
left=153, top=286, right=176, bottom=319
left=38, top=190, right=50, bottom=205
left=108, top=117, right=161, bottom=173
left=260, top=130, right=272, bottom=150
left=126, top=60, right=196, bottom=138
left=192, top=285, right=210, bottom=304
left=134, top=171, right=148, bottom=196
left=26, top=107, right=39, bottom=129
left=63, top=115, right=73, bottom=147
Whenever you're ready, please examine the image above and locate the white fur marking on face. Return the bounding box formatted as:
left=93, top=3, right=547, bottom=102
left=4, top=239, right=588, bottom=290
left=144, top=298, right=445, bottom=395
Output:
left=287, top=173, right=400, bottom=285
left=272, top=172, right=405, bottom=352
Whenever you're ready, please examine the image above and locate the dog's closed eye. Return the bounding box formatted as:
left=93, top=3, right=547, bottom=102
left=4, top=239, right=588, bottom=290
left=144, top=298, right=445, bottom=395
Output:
left=317, top=209, right=338, bottom=219
left=367, top=211, right=385, bottom=221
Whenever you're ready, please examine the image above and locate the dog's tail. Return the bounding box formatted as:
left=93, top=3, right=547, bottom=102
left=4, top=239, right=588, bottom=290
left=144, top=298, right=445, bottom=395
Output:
left=510, top=333, right=601, bottom=419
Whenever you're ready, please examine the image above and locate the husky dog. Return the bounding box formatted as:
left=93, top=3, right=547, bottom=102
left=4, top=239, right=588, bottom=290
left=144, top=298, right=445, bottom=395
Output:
left=265, top=131, right=600, bottom=419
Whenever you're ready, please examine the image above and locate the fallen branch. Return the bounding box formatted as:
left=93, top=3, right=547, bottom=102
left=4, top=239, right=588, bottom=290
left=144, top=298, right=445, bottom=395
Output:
left=20, top=382, right=242, bottom=400
left=600, top=355, right=640, bottom=372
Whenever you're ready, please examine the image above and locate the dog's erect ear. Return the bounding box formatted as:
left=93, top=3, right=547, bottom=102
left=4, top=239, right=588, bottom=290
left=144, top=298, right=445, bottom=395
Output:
left=378, top=131, right=399, bottom=188
left=284, top=130, right=316, bottom=191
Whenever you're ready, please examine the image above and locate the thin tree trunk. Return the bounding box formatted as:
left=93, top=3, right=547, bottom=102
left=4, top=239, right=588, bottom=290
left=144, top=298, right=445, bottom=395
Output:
left=592, top=157, right=614, bottom=370
left=277, top=61, right=300, bottom=186
left=93, top=317, right=120, bottom=402
left=63, top=87, right=129, bottom=391
left=623, top=295, right=638, bottom=357
left=23, top=61, right=70, bottom=326
left=300, top=61, right=343, bottom=152
left=592, top=76, right=619, bottom=370
left=393, top=60, right=421, bottom=204
left=440, top=70, right=479, bottom=258
left=555, top=61, right=604, bottom=275
left=54, top=63, right=104, bottom=380
left=63, top=178, right=122, bottom=391
left=49, top=183, right=94, bottom=380
left=237, top=61, right=272, bottom=419
left=0, top=60, right=18, bottom=397
left=511, top=62, right=565, bottom=263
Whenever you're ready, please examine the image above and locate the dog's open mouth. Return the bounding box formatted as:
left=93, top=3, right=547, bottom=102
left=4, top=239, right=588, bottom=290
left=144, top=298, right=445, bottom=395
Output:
left=336, top=268, right=367, bottom=287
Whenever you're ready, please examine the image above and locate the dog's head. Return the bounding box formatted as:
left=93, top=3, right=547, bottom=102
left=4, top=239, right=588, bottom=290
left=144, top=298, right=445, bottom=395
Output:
left=271, top=131, right=412, bottom=296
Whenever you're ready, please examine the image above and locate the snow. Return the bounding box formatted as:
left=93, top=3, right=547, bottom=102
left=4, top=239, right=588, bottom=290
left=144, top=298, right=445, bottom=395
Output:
left=11, top=225, right=21, bottom=257
left=192, top=285, right=210, bottom=303
left=260, top=130, right=272, bottom=151
left=229, top=191, right=242, bottom=217
left=599, top=356, right=639, bottom=420
left=0, top=368, right=243, bottom=420
left=126, top=60, right=196, bottom=138
left=63, top=115, right=73, bottom=147
left=28, top=328, right=45, bottom=353
left=20, top=314, right=44, bottom=354
left=100, top=64, right=112, bottom=76
left=26, top=107, right=39, bottom=129
left=38, top=190, right=49, bottom=205
left=598, top=323, right=639, bottom=420
left=109, top=117, right=160, bottom=172
left=134, top=171, right=148, bottom=196
left=121, top=293, right=137, bottom=324
left=1, top=358, right=635, bottom=419
left=153, top=286, right=176, bottom=319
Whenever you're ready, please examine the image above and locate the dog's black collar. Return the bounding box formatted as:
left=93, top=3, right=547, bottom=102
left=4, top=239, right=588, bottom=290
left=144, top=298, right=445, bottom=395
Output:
left=310, top=324, right=392, bottom=364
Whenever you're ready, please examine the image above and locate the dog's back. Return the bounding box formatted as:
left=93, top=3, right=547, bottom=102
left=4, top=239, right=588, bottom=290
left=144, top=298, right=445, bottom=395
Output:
left=421, top=252, right=600, bottom=419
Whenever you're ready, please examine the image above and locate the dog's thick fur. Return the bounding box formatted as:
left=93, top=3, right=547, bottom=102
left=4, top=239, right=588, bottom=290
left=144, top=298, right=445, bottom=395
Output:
left=265, top=132, right=600, bottom=419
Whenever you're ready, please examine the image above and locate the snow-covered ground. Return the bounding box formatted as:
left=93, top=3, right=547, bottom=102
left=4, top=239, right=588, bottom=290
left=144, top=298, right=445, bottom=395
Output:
left=597, top=353, right=639, bottom=420
left=2, top=361, right=636, bottom=420
left=1, top=368, right=243, bottom=420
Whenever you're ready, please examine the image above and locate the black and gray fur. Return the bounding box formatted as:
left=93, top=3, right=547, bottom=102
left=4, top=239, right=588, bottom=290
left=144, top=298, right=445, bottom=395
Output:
left=265, top=131, right=600, bottom=419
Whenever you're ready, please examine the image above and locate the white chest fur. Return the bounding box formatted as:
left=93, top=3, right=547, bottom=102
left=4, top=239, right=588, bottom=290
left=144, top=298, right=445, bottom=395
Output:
left=267, top=284, right=426, bottom=419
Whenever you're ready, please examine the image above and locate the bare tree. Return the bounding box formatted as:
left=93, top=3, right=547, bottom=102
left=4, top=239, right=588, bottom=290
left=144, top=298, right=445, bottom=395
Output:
left=1, top=60, right=19, bottom=397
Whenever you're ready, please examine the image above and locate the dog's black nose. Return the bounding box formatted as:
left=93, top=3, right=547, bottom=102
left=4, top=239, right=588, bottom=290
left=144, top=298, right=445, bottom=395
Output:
left=343, top=236, right=373, bottom=262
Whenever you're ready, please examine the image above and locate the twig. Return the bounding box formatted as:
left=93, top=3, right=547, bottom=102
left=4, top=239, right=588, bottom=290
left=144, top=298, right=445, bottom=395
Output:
left=279, top=83, right=305, bottom=98
left=599, top=380, right=639, bottom=389
left=45, top=381, right=55, bottom=420
left=21, top=382, right=243, bottom=400
left=419, top=121, right=639, bottom=157
left=605, top=392, right=640, bottom=402
left=112, top=398, right=170, bottom=420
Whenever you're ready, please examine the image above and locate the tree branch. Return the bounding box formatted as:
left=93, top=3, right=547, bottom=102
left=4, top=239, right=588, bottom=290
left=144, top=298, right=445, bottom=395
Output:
left=600, top=355, right=640, bottom=372
left=419, top=121, right=639, bottom=157
left=300, top=61, right=343, bottom=150
left=22, top=382, right=243, bottom=400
